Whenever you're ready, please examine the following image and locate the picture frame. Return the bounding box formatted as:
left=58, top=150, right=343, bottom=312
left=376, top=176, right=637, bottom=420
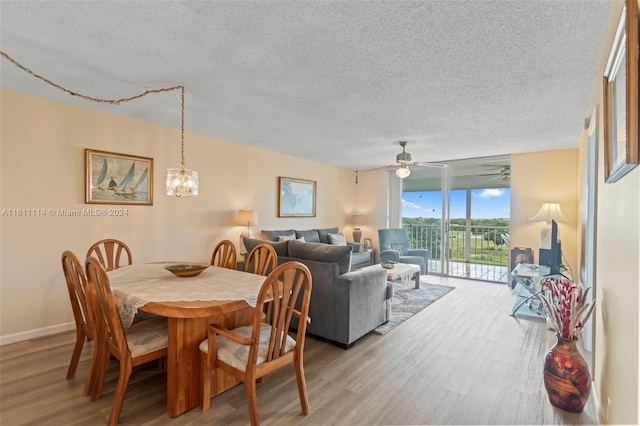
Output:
left=278, top=177, right=316, bottom=217
left=364, top=238, right=373, bottom=250
left=85, top=149, right=153, bottom=205
left=603, top=0, right=638, bottom=183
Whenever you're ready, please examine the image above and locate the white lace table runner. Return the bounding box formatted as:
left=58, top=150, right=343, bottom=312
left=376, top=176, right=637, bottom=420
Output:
left=108, top=263, right=265, bottom=327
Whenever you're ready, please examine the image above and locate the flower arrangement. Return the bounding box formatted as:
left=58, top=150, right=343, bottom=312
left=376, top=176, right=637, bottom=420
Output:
left=538, top=277, right=596, bottom=340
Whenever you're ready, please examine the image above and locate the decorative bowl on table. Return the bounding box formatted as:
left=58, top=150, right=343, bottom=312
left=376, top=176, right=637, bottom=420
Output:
left=381, top=261, right=395, bottom=269
left=164, top=263, right=209, bottom=277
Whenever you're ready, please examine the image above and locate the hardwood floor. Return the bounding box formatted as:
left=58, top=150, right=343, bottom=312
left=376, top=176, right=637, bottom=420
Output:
left=0, top=276, right=599, bottom=425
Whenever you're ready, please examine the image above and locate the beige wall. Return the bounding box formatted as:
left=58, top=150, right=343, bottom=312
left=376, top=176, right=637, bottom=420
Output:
left=353, top=167, right=390, bottom=249
left=583, top=1, right=640, bottom=423
left=593, top=113, right=639, bottom=426
left=510, top=149, right=579, bottom=275
left=590, top=49, right=640, bottom=426
left=0, top=88, right=357, bottom=342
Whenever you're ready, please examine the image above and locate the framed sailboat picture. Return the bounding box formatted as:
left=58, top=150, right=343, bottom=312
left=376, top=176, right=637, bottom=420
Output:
left=85, top=149, right=153, bottom=205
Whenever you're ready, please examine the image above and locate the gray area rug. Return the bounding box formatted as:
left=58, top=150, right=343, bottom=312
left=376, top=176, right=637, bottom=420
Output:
left=374, top=281, right=455, bottom=335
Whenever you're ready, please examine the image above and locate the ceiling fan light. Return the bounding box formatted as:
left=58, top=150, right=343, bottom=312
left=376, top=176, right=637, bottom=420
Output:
left=396, top=164, right=411, bottom=178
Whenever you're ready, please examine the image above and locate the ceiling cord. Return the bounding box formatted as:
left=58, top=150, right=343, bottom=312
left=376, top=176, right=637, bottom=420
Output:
left=1, top=50, right=187, bottom=167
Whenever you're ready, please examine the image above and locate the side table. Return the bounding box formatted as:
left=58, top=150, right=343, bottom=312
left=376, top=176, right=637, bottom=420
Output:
left=366, top=248, right=378, bottom=265
left=511, top=263, right=550, bottom=317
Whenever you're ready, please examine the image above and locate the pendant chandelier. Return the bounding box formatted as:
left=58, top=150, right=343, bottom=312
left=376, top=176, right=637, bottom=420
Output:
left=1, top=51, right=199, bottom=198
left=165, top=85, right=198, bottom=197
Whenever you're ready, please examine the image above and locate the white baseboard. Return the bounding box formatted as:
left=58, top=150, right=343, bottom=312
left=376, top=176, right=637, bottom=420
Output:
left=590, top=381, right=604, bottom=423
left=0, top=322, right=75, bottom=346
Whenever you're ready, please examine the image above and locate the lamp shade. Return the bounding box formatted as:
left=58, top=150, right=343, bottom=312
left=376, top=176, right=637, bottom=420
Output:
left=529, top=202, right=567, bottom=223
left=351, top=214, right=364, bottom=226
left=236, top=209, right=259, bottom=227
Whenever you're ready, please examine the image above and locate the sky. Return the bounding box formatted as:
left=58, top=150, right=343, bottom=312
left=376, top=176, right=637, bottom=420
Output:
left=402, top=188, right=511, bottom=219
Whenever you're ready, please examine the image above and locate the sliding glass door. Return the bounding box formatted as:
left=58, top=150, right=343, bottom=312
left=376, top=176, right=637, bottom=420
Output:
left=394, top=155, right=511, bottom=282
left=394, top=164, right=451, bottom=275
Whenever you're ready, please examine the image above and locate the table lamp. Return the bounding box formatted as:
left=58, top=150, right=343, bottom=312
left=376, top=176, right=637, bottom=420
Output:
left=351, top=213, right=364, bottom=243
left=237, top=209, right=259, bottom=254
left=529, top=202, right=566, bottom=248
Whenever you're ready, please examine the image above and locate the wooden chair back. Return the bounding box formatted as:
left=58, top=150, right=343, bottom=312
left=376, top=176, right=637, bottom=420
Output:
left=61, top=250, right=96, bottom=395
left=86, top=239, right=132, bottom=272
left=201, top=261, right=312, bottom=424
left=245, top=243, right=277, bottom=276
left=85, top=257, right=131, bottom=363
left=211, top=240, right=237, bottom=269
left=255, top=261, right=312, bottom=362
left=85, top=256, right=167, bottom=426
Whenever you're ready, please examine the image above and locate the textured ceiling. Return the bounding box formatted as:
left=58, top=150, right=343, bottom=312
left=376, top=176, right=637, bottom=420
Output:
left=0, top=1, right=613, bottom=173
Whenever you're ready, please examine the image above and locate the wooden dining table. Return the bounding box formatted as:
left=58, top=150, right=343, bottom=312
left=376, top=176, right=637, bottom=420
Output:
left=107, top=263, right=266, bottom=417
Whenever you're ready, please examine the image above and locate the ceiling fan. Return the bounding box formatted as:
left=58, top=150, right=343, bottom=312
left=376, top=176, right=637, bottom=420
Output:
left=392, top=141, right=436, bottom=178
left=355, top=141, right=432, bottom=183
left=479, top=165, right=511, bottom=182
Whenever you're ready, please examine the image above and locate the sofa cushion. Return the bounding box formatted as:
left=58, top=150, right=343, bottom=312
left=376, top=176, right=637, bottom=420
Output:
left=316, top=227, right=340, bottom=244
left=295, top=229, right=320, bottom=243
left=262, top=229, right=295, bottom=241
left=243, top=237, right=289, bottom=257
left=350, top=251, right=371, bottom=270
left=288, top=240, right=352, bottom=274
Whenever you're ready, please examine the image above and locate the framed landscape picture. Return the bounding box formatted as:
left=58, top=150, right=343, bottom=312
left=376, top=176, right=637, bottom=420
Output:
left=278, top=177, right=316, bottom=217
left=85, top=149, right=153, bottom=205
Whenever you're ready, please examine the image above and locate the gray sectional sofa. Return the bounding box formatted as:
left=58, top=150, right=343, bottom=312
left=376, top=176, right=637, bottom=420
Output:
left=242, top=235, right=391, bottom=348
left=260, top=227, right=371, bottom=270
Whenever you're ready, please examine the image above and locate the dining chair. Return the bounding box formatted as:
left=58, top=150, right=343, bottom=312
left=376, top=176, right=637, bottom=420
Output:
left=61, top=250, right=99, bottom=396
left=245, top=243, right=277, bottom=276
left=211, top=239, right=237, bottom=269
left=85, top=256, right=168, bottom=426
left=86, top=239, right=132, bottom=272
left=199, top=261, right=313, bottom=425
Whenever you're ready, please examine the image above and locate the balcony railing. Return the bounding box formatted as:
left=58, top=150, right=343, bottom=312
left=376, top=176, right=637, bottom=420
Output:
left=402, top=222, right=510, bottom=282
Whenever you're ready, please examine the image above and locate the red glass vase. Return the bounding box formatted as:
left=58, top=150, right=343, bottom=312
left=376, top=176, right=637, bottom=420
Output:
left=543, top=335, right=591, bottom=413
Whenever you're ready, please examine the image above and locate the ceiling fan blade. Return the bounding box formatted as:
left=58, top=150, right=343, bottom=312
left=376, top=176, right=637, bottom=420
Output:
left=360, top=164, right=395, bottom=173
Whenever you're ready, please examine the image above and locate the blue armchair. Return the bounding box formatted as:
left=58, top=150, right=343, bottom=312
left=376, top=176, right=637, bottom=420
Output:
left=378, top=228, right=429, bottom=274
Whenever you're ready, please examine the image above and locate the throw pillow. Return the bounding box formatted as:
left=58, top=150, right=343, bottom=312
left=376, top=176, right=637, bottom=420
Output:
left=329, top=232, right=347, bottom=246
left=262, top=229, right=296, bottom=241
left=317, top=227, right=340, bottom=244
left=278, top=234, right=306, bottom=242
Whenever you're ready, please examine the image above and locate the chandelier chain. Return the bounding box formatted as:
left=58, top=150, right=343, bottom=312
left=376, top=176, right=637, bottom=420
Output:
left=1, top=50, right=186, bottom=167
left=180, top=86, right=185, bottom=169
